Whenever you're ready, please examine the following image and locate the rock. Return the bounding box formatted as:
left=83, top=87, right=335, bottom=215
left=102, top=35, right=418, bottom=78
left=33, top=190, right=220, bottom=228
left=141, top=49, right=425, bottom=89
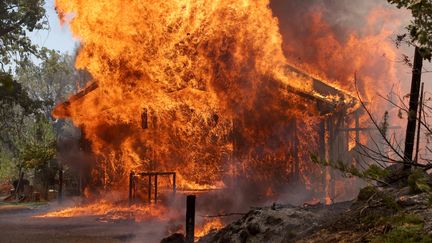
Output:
left=395, top=186, right=411, bottom=198
left=382, top=164, right=409, bottom=186
left=265, top=215, right=283, bottom=226
left=422, top=209, right=432, bottom=233
left=160, top=233, right=186, bottom=243
left=197, top=203, right=350, bottom=243
left=397, top=193, right=429, bottom=207
left=246, top=222, right=261, bottom=235
left=197, top=185, right=432, bottom=243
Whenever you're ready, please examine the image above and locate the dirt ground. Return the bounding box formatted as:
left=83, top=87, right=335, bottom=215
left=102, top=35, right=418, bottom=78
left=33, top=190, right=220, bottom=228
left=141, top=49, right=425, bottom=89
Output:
left=0, top=202, right=170, bottom=243
left=0, top=187, right=308, bottom=243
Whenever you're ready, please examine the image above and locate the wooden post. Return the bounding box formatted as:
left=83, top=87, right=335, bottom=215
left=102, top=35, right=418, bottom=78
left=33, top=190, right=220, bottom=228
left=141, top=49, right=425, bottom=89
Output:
left=186, top=195, right=196, bottom=243
left=318, top=119, right=326, bottom=202
left=318, top=120, right=326, bottom=161
left=148, top=174, right=152, bottom=203
left=327, top=117, right=336, bottom=203
left=129, top=171, right=135, bottom=205
left=154, top=174, right=158, bottom=204
left=58, top=165, right=63, bottom=203
left=142, top=108, right=148, bottom=129
left=292, top=119, right=299, bottom=182
left=173, top=173, right=176, bottom=195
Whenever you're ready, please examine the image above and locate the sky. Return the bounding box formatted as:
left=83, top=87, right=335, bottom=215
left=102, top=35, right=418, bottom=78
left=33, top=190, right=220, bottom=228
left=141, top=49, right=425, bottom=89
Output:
left=28, top=0, right=77, bottom=54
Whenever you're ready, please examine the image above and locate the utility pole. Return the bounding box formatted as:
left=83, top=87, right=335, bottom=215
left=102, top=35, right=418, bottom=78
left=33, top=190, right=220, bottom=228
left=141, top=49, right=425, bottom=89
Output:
left=403, top=47, right=423, bottom=170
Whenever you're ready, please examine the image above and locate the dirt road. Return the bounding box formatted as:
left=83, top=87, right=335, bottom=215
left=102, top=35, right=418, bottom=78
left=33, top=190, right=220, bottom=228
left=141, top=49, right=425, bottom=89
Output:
left=0, top=203, right=169, bottom=243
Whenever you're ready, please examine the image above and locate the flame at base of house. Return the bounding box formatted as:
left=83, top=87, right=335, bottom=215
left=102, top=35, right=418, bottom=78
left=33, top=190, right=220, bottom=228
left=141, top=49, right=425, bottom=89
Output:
left=36, top=200, right=169, bottom=222
left=35, top=195, right=224, bottom=241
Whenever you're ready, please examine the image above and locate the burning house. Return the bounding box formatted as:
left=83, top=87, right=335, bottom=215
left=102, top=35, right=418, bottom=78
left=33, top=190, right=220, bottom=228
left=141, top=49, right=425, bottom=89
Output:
left=55, top=60, right=360, bottom=203
left=50, top=0, right=401, bottom=208
left=0, top=0, right=418, bottom=242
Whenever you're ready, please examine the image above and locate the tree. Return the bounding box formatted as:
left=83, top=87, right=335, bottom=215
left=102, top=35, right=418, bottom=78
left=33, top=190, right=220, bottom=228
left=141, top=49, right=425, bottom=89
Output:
left=20, top=116, right=56, bottom=199
left=388, top=0, right=432, bottom=60
left=0, top=0, right=47, bottom=68
left=387, top=0, right=432, bottom=169
left=16, top=49, right=81, bottom=117
left=0, top=48, right=85, bottom=197
left=0, top=0, right=47, bottom=102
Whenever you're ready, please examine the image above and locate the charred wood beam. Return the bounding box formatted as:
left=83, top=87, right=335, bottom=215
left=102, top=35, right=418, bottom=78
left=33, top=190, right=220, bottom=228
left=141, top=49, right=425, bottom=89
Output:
left=281, top=65, right=358, bottom=115
left=62, top=82, right=98, bottom=106
left=54, top=82, right=99, bottom=115
left=285, top=65, right=347, bottom=97
left=154, top=174, right=158, bottom=204
left=129, top=171, right=135, bottom=205
left=173, top=173, right=176, bottom=196
left=138, top=172, right=176, bottom=176
left=148, top=175, right=152, bottom=203
left=142, top=108, right=148, bottom=129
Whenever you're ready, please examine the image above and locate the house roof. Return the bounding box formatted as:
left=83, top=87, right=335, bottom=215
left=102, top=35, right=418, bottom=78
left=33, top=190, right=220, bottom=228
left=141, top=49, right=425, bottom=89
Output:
left=56, top=66, right=357, bottom=117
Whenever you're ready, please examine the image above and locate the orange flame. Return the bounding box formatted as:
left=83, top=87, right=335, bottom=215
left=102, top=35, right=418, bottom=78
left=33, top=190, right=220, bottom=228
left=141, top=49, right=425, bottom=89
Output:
left=36, top=200, right=168, bottom=222
left=195, top=218, right=224, bottom=239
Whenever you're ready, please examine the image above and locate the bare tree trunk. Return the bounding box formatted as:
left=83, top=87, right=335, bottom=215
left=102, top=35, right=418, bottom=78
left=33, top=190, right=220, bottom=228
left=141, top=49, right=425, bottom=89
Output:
left=403, top=47, right=423, bottom=169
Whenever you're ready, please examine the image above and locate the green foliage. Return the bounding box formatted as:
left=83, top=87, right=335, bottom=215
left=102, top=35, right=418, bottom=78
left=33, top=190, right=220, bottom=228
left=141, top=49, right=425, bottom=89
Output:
left=0, top=72, right=14, bottom=91
left=358, top=186, right=400, bottom=211
left=374, top=225, right=431, bottom=243
left=364, top=164, right=390, bottom=181
left=373, top=213, right=432, bottom=243
left=0, top=0, right=47, bottom=66
left=15, top=49, right=80, bottom=108
left=381, top=193, right=401, bottom=212
left=387, top=213, right=424, bottom=225
left=408, top=169, right=432, bottom=193
left=388, top=0, right=432, bottom=60
left=0, top=76, right=43, bottom=115
left=19, top=117, right=56, bottom=170
left=0, top=150, right=17, bottom=182
left=357, top=186, right=378, bottom=201
left=0, top=49, right=80, bottom=181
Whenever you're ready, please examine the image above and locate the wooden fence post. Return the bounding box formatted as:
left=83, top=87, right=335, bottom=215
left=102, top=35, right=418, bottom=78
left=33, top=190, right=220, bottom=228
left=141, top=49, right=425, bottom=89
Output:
left=186, top=195, right=196, bottom=243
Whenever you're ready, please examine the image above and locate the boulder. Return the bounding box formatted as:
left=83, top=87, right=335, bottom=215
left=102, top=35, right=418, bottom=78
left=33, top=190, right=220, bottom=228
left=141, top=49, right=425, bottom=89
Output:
left=160, top=233, right=186, bottom=243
